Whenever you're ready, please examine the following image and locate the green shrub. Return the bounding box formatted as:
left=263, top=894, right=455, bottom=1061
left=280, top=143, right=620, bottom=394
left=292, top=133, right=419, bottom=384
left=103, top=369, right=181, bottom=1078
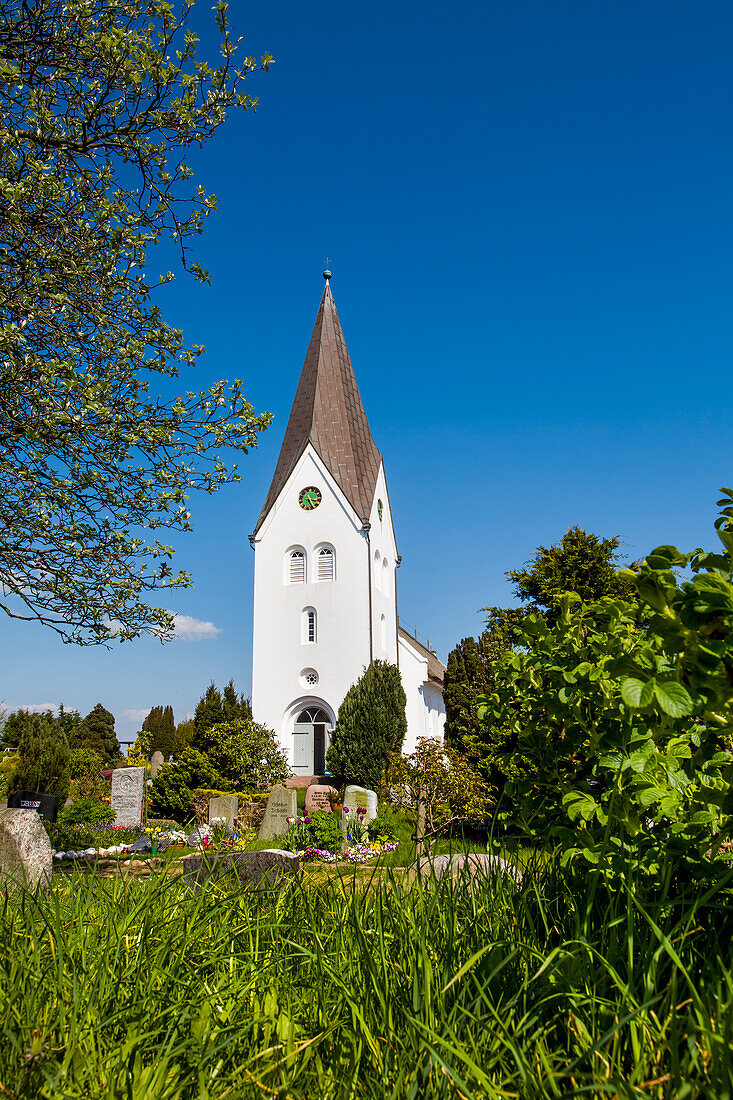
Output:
left=282, top=810, right=342, bottom=853
left=149, top=748, right=230, bottom=822
left=367, top=815, right=397, bottom=843
left=8, top=713, right=70, bottom=802
left=57, top=799, right=115, bottom=827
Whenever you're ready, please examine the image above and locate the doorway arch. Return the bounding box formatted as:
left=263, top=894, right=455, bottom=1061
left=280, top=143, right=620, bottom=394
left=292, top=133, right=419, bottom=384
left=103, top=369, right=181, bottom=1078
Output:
left=287, top=700, right=334, bottom=776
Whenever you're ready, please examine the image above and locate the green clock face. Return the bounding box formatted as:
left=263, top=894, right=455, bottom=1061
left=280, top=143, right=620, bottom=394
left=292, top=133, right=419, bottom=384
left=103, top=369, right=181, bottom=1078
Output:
left=299, top=486, right=322, bottom=511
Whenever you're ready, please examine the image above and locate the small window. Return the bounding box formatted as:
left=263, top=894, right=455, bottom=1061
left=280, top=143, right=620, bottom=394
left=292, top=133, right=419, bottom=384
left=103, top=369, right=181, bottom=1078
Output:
left=382, top=557, right=389, bottom=594
left=380, top=613, right=387, bottom=652
left=374, top=550, right=381, bottom=592
left=303, top=607, right=317, bottom=643
left=317, top=546, right=334, bottom=582
left=289, top=548, right=306, bottom=583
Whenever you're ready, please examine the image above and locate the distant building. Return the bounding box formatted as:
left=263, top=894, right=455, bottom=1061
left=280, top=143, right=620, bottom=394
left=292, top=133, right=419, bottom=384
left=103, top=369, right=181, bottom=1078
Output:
left=250, top=274, right=445, bottom=778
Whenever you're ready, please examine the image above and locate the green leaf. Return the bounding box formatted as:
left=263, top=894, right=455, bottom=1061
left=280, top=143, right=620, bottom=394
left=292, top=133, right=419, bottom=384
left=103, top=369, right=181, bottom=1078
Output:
left=653, top=680, right=694, bottom=718
left=621, top=677, right=655, bottom=708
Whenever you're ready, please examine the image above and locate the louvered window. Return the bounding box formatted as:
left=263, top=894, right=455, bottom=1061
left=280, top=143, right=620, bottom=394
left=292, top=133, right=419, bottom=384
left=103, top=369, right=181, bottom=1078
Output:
left=303, top=607, right=317, bottom=643
left=289, top=549, right=305, bottom=583
left=317, top=546, right=334, bottom=582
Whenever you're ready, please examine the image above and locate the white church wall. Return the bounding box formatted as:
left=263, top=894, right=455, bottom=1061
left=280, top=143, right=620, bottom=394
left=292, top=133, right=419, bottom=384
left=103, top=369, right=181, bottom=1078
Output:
left=252, top=444, right=374, bottom=771
left=397, top=633, right=441, bottom=754
left=367, top=465, right=398, bottom=665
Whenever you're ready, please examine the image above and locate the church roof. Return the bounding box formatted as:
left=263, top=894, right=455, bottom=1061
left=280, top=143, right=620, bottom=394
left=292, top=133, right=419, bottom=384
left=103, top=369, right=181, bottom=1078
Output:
left=398, top=624, right=447, bottom=687
left=254, top=281, right=382, bottom=533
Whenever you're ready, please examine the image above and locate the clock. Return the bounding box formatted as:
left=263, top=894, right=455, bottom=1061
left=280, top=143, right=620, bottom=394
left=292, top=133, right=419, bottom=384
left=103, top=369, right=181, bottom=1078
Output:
left=298, top=486, right=322, bottom=511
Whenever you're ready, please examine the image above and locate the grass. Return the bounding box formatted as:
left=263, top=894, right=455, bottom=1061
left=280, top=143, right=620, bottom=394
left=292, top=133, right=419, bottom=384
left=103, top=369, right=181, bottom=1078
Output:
left=2, top=851, right=732, bottom=1098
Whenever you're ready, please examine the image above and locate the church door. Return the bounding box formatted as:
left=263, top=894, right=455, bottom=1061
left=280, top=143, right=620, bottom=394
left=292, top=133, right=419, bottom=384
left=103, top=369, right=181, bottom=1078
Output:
left=292, top=707, right=332, bottom=775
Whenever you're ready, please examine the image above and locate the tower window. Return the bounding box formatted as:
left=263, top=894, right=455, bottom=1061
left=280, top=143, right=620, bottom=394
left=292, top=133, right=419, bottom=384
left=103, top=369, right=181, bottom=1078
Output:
left=374, top=549, right=381, bottom=592
left=288, top=548, right=306, bottom=583
left=303, top=607, right=317, bottom=643
left=317, top=546, right=334, bottom=581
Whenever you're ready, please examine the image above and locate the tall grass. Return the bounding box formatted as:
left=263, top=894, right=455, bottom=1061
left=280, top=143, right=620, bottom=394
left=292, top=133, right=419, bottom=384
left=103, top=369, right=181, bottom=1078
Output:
left=1, top=855, right=731, bottom=1098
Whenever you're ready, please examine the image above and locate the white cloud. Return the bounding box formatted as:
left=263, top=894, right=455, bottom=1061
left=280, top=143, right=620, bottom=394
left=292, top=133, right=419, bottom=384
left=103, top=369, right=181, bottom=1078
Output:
left=121, top=708, right=150, bottom=724
left=14, top=703, right=59, bottom=714
left=170, top=614, right=222, bottom=642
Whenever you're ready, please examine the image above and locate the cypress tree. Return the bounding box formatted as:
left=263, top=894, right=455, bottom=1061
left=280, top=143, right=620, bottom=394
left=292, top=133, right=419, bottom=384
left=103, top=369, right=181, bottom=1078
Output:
left=326, top=660, right=407, bottom=790
left=222, top=680, right=252, bottom=722
left=443, top=629, right=512, bottom=773
left=193, top=683, right=224, bottom=738
left=8, top=713, right=70, bottom=801
left=142, top=705, right=176, bottom=760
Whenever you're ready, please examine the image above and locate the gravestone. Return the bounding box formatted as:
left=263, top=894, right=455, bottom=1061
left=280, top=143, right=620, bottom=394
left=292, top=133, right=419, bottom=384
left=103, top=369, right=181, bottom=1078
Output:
left=110, top=767, right=145, bottom=826
left=304, top=784, right=337, bottom=816
left=187, top=826, right=210, bottom=847
left=150, top=751, right=164, bottom=778
left=258, top=784, right=297, bottom=840
left=0, top=808, right=53, bottom=890
left=183, top=849, right=300, bottom=893
left=208, top=795, right=238, bottom=829
left=6, top=790, right=58, bottom=822
left=343, top=785, right=378, bottom=823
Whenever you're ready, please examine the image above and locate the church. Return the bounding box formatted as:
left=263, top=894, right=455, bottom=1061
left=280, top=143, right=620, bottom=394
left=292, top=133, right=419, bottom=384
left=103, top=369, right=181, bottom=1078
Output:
left=250, top=272, right=446, bottom=779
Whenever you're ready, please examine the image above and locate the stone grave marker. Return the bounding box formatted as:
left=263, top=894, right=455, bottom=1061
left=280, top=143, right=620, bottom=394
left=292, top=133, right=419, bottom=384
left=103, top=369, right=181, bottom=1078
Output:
left=209, top=795, right=238, bottom=829
left=258, top=784, right=297, bottom=840
left=304, top=784, right=337, bottom=816
left=0, top=808, right=53, bottom=890
left=110, top=767, right=145, bottom=826
left=415, top=852, right=523, bottom=887
left=183, top=849, right=300, bottom=893
left=150, top=751, right=164, bottom=778
left=343, top=785, right=378, bottom=823
left=6, top=790, right=59, bottom=822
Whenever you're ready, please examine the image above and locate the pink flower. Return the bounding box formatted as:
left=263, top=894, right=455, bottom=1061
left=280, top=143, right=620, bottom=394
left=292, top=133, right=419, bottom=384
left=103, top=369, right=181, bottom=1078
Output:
left=343, top=807, right=349, bottom=814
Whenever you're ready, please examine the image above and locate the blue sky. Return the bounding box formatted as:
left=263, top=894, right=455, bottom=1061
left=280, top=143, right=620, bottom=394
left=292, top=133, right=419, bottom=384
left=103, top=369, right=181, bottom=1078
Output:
left=2, top=0, right=733, bottom=742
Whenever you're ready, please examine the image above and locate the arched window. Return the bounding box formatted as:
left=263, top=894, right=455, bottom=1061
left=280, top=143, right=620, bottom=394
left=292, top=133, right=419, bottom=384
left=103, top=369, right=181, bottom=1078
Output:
left=374, top=550, right=381, bottom=592
left=317, top=546, right=334, bottom=582
left=380, top=613, right=387, bottom=652
left=382, top=557, right=389, bottom=595
left=288, top=548, right=306, bottom=584
left=302, top=607, right=317, bottom=644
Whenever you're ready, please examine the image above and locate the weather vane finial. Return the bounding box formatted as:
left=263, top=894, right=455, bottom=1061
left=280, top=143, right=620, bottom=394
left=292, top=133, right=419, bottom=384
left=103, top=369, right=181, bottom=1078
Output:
left=322, top=257, right=332, bottom=283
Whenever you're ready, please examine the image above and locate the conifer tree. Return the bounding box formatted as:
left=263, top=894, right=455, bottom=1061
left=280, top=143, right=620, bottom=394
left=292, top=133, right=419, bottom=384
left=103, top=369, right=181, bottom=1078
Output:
left=444, top=629, right=511, bottom=765
left=223, top=680, right=253, bottom=723
left=326, top=661, right=407, bottom=790
left=79, top=704, right=120, bottom=764
left=8, top=713, right=70, bottom=801
left=142, top=705, right=176, bottom=760
left=193, top=682, right=251, bottom=755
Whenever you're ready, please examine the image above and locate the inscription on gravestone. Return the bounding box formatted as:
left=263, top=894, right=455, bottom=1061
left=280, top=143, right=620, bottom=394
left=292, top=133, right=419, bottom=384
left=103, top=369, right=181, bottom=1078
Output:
left=304, top=785, right=337, bottom=816
left=258, top=784, right=297, bottom=840
left=110, top=767, right=145, bottom=827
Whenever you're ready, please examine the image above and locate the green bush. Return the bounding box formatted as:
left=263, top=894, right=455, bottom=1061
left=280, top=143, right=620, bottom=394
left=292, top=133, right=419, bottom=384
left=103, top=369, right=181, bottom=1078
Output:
left=326, top=660, right=407, bottom=789
left=8, top=713, right=70, bottom=802
left=282, top=810, right=342, bottom=853
left=149, top=748, right=231, bottom=822
left=367, top=815, right=397, bottom=843
left=57, top=799, right=115, bottom=827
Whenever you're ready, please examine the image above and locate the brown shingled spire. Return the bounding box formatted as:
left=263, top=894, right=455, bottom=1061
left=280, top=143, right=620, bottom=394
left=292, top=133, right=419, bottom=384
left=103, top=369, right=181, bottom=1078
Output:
left=254, top=281, right=382, bottom=533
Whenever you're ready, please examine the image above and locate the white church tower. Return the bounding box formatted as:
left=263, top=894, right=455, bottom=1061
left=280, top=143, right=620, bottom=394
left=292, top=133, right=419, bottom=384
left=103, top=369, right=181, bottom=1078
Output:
left=250, top=272, right=445, bottom=777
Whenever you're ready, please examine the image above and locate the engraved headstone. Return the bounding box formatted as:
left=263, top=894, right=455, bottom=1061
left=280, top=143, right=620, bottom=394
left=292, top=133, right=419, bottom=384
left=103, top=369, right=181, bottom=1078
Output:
left=6, top=790, right=59, bottom=822
left=304, top=784, right=337, bottom=816
left=209, top=795, right=238, bottom=829
left=150, top=751, right=164, bottom=778
left=0, top=808, right=53, bottom=890
left=258, top=784, right=297, bottom=840
left=110, top=767, right=145, bottom=826
left=343, top=785, right=378, bottom=823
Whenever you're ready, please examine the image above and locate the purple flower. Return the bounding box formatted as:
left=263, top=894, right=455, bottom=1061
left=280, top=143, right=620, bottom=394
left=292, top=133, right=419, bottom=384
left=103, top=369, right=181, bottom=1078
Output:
left=343, top=806, right=349, bottom=814
left=356, top=807, right=366, bottom=816
left=303, top=816, right=311, bottom=824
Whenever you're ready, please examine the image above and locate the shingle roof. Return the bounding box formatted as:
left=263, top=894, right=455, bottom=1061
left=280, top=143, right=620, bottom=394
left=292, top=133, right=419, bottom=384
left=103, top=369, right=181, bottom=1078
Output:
left=254, top=283, right=382, bottom=533
left=398, top=624, right=447, bottom=687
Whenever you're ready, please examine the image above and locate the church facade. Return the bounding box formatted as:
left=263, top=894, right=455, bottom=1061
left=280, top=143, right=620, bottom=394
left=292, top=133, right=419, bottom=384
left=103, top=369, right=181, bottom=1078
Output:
left=250, top=275, right=445, bottom=777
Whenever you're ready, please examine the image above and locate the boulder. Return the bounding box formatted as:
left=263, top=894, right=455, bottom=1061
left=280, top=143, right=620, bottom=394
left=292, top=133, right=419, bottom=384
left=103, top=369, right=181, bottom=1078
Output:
left=183, top=849, right=300, bottom=893
left=416, top=852, right=523, bottom=886
left=0, top=808, right=53, bottom=890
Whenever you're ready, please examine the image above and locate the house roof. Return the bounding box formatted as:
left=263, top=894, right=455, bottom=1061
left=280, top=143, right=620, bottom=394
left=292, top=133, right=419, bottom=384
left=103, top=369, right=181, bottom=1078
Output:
left=398, top=624, right=447, bottom=687
left=254, top=281, right=382, bottom=533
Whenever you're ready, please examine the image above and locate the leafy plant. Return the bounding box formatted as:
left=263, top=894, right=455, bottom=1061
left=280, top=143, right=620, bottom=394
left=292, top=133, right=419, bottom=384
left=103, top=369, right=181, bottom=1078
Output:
left=282, top=810, right=342, bottom=854
left=67, top=747, right=106, bottom=800
left=57, top=799, right=115, bottom=827
left=197, top=719, right=290, bottom=791
left=8, top=713, right=70, bottom=802
left=480, top=490, right=733, bottom=885
left=367, top=816, right=397, bottom=843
